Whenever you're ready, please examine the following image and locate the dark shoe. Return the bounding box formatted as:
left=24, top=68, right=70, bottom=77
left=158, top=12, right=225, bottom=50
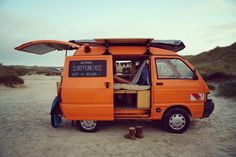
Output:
left=124, top=127, right=136, bottom=140
left=135, top=126, right=144, bottom=138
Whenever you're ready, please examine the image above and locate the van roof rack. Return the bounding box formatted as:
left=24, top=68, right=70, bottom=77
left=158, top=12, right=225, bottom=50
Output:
left=69, top=38, right=185, bottom=52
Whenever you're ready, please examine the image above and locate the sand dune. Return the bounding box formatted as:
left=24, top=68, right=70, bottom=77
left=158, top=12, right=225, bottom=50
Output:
left=0, top=75, right=235, bottom=157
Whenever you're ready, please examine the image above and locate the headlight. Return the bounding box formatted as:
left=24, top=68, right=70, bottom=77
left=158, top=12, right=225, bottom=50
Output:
left=206, top=93, right=212, bottom=101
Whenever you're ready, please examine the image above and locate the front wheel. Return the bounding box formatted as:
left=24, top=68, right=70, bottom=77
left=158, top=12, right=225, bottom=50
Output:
left=163, top=108, right=190, bottom=133
left=77, top=120, right=100, bottom=132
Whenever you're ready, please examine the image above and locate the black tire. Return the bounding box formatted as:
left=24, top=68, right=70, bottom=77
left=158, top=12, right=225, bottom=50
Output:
left=77, top=120, right=100, bottom=132
left=163, top=108, right=190, bottom=133
left=51, top=114, right=62, bottom=128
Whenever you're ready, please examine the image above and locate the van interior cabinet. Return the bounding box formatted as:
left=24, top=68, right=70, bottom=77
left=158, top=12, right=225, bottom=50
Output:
left=137, top=90, right=150, bottom=109
left=114, top=90, right=150, bottom=109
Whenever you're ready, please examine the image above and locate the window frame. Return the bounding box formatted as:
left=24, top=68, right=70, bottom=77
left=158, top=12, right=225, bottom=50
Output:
left=155, top=58, right=195, bottom=80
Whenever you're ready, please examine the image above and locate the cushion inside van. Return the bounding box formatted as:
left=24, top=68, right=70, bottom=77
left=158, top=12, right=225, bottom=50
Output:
left=114, top=83, right=150, bottom=90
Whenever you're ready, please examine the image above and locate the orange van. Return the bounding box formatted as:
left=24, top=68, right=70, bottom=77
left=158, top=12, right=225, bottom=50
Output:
left=15, top=38, right=214, bottom=133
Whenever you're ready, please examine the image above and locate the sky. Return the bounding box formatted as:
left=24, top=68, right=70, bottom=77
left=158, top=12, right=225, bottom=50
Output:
left=0, top=0, right=235, bottom=66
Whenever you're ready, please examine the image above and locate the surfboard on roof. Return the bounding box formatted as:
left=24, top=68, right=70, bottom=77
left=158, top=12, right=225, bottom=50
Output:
left=15, top=38, right=185, bottom=55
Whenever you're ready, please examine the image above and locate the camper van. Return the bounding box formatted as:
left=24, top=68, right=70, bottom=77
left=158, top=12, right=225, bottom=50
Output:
left=15, top=38, right=214, bottom=133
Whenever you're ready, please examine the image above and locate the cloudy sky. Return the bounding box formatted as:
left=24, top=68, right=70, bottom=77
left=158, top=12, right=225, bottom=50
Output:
left=0, top=0, right=235, bottom=66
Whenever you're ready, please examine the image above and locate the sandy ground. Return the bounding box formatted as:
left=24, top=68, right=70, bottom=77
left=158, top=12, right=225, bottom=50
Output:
left=0, top=75, right=236, bottom=157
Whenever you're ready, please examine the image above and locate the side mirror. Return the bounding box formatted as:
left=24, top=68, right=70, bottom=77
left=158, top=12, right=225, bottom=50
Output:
left=193, top=69, right=198, bottom=80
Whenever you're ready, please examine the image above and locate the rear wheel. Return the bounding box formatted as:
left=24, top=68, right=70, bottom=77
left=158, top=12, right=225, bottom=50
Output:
left=163, top=108, right=190, bottom=133
left=77, top=120, right=100, bottom=132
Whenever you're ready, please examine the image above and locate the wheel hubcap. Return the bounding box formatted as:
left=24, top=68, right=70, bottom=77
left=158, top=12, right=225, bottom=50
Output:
left=80, top=120, right=97, bottom=130
left=169, top=114, right=186, bottom=130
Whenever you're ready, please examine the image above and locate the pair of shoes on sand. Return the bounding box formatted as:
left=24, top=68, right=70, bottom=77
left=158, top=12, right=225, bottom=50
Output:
left=124, top=126, right=144, bottom=140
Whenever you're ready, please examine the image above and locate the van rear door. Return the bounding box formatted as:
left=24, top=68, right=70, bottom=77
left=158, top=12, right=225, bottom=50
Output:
left=15, top=40, right=80, bottom=54
left=61, top=55, right=114, bottom=120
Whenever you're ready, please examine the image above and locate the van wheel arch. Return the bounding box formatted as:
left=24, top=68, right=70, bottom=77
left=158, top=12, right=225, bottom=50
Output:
left=162, top=105, right=192, bottom=120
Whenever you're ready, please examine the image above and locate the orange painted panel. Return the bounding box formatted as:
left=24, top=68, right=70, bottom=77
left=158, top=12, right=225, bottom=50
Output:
left=62, top=89, right=113, bottom=104
left=151, top=102, right=204, bottom=120
left=61, top=104, right=113, bottom=120
left=150, top=55, right=206, bottom=119
left=61, top=55, right=114, bottom=120
left=150, top=47, right=177, bottom=55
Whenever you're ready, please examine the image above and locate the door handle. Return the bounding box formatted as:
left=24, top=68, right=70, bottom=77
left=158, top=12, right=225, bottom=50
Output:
left=105, top=82, right=110, bottom=88
left=156, top=82, right=163, bottom=86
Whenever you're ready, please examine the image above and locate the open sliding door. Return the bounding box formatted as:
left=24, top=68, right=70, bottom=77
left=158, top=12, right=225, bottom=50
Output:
left=61, top=55, right=114, bottom=120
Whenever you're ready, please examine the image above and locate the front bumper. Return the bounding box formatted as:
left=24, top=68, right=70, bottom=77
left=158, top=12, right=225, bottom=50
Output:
left=203, top=100, right=214, bottom=118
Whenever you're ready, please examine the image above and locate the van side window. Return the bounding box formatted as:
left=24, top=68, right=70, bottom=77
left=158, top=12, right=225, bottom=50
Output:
left=156, top=59, right=194, bottom=79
